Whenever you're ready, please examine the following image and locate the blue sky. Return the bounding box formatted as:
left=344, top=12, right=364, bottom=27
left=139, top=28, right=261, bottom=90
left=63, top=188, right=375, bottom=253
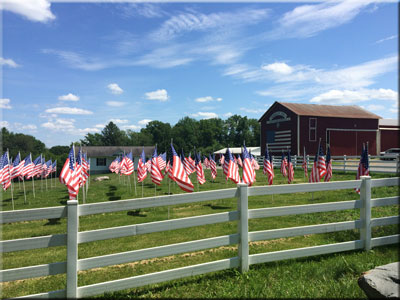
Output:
left=1, top=0, right=398, bottom=147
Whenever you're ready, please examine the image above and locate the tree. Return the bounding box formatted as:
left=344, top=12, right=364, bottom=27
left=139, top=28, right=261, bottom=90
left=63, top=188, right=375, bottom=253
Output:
left=2, top=127, right=46, bottom=158
left=80, top=133, right=103, bottom=146
left=141, top=121, right=172, bottom=151
left=171, top=117, right=199, bottom=154
left=101, top=122, right=128, bottom=146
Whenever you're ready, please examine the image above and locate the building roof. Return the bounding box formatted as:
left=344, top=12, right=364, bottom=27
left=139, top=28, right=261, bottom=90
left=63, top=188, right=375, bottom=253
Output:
left=259, top=102, right=382, bottom=121
left=81, top=146, right=155, bottom=157
left=214, top=147, right=260, bottom=156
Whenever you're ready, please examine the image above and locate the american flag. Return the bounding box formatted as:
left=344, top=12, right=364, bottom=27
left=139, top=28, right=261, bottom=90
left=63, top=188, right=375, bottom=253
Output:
left=137, top=148, right=148, bottom=183
left=309, top=149, right=320, bottom=183
left=209, top=153, right=217, bottom=180
left=317, top=143, right=327, bottom=179
left=22, top=154, right=34, bottom=179
left=32, top=155, right=42, bottom=178
left=287, top=150, right=294, bottom=184
left=251, top=153, right=260, bottom=171
left=280, top=152, right=287, bottom=177
left=195, top=152, right=206, bottom=185
left=51, top=160, right=57, bottom=174
left=82, top=153, right=90, bottom=175
left=236, top=154, right=243, bottom=168
left=122, top=152, right=134, bottom=175
left=181, top=151, right=194, bottom=175
left=223, top=149, right=230, bottom=180
left=44, top=160, right=52, bottom=178
left=158, top=152, right=167, bottom=171
left=11, top=152, right=24, bottom=180
left=171, top=143, right=194, bottom=192
left=355, top=143, right=370, bottom=194
left=167, top=159, right=175, bottom=181
left=220, top=154, right=225, bottom=167
left=59, top=147, right=79, bottom=199
left=151, top=146, right=164, bottom=185
left=324, top=145, right=332, bottom=182
left=263, top=146, right=274, bottom=185
left=203, top=156, right=210, bottom=169
left=75, top=150, right=84, bottom=187
left=226, top=149, right=240, bottom=184
left=242, top=145, right=255, bottom=186
left=302, top=147, right=308, bottom=178
left=0, top=151, right=11, bottom=191
left=109, top=157, right=119, bottom=173
left=145, top=159, right=152, bottom=172
left=187, top=154, right=196, bottom=174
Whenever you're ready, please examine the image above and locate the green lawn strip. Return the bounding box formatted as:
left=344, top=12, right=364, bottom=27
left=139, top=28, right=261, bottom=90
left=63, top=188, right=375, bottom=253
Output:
left=1, top=171, right=398, bottom=298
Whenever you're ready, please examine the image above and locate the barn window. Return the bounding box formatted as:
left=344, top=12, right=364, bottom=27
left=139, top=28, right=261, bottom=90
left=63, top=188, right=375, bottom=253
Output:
left=309, top=118, right=317, bottom=142
left=96, top=158, right=106, bottom=166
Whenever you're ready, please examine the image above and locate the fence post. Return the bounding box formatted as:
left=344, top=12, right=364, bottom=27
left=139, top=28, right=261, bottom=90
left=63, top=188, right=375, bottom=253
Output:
left=360, top=176, right=371, bottom=251
left=67, top=200, right=79, bottom=298
left=343, top=155, right=347, bottom=173
left=237, top=183, right=249, bottom=273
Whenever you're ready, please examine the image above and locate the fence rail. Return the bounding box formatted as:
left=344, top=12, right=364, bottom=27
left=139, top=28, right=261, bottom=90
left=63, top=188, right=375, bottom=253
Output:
left=256, top=154, right=400, bottom=174
left=1, top=176, right=399, bottom=299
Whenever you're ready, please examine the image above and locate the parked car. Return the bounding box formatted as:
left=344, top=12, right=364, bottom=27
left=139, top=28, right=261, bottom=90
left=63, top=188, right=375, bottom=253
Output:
left=380, top=148, right=400, bottom=160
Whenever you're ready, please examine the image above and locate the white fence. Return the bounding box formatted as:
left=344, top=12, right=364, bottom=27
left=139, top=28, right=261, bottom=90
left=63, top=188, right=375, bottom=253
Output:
left=1, top=176, right=399, bottom=298
left=256, top=155, right=400, bottom=174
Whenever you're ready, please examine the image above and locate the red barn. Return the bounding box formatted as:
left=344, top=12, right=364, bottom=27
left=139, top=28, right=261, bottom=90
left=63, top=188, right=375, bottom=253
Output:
left=258, top=102, right=382, bottom=156
left=379, top=119, right=400, bottom=152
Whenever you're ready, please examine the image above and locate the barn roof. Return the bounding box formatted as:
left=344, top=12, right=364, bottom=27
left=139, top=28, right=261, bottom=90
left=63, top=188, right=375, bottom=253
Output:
left=81, top=146, right=155, bottom=157
left=259, top=102, right=381, bottom=121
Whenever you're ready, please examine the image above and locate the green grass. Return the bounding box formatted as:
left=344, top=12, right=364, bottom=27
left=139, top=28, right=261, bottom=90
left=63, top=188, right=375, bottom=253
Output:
left=1, top=169, right=399, bottom=298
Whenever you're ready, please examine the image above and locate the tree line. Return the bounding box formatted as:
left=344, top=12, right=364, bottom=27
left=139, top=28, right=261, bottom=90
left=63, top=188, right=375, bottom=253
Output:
left=2, top=114, right=260, bottom=170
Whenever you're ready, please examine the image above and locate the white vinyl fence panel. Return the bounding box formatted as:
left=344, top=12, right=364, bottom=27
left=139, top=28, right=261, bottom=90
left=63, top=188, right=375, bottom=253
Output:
left=1, top=176, right=398, bottom=299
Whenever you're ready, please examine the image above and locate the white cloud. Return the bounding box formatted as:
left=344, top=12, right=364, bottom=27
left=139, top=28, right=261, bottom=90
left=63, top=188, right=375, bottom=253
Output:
left=272, top=1, right=374, bottom=39
left=136, top=45, right=193, bottom=68
left=95, top=124, right=105, bottom=128
left=109, top=118, right=129, bottom=124
left=145, top=89, right=169, bottom=101
left=191, top=112, right=218, bottom=119
left=1, top=0, right=55, bottom=23
left=375, top=35, right=397, bottom=44
left=107, top=83, right=124, bottom=95
left=151, top=8, right=270, bottom=41
left=76, top=127, right=101, bottom=135
left=0, top=98, right=12, bottom=109
left=117, top=3, right=165, bottom=19
left=0, top=57, right=19, bottom=68
left=195, top=96, right=223, bottom=103
left=106, top=101, right=126, bottom=107
left=0, top=121, right=10, bottom=128
left=45, top=107, right=93, bottom=115
left=122, top=124, right=141, bottom=130
left=223, top=112, right=233, bottom=118
left=363, top=104, right=385, bottom=111
left=138, top=119, right=152, bottom=126
left=58, top=93, right=79, bottom=101
left=41, top=118, right=75, bottom=131
left=14, top=123, right=37, bottom=131
left=310, top=88, right=398, bottom=104
left=262, top=62, right=293, bottom=75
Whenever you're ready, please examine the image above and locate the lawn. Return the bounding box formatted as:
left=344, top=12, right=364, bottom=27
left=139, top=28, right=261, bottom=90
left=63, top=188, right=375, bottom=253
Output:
left=1, top=168, right=399, bottom=298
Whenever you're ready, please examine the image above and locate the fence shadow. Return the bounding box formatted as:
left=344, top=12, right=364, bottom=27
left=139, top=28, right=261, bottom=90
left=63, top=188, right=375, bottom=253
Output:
left=127, top=210, right=147, bottom=217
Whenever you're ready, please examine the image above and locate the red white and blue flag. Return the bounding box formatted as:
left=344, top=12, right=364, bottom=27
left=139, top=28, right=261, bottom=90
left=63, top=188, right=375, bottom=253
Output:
left=171, top=144, right=194, bottom=192
left=356, top=143, right=370, bottom=194
left=59, top=147, right=79, bottom=199
left=195, top=152, right=206, bottom=185
left=280, top=152, right=287, bottom=177
left=137, top=148, right=147, bottom=183
left=22, top=154, right=34, bottom=179
left=302, top=147, right=308, bottom=178
left=0, top=151, right=11, bottom=191
left=151, top=146, right=164, bottom=185
left=209, top=153, right=217, bottom=180
left=11, top=152, right=24, bottom=180
left=32, top=155, right=42, bottom=178
left=317, top=143, right=327, bottom=179
left=227, top=148, right=240, bottom=184
left=287, top=150, right=294, bottom=184
left=242, top=145, right=255, bottom=186
left=324, top=145, right=333, bottom=182
left=263, top=146, right=274, bottom=185
left=158, top=152, right=167, bottom=171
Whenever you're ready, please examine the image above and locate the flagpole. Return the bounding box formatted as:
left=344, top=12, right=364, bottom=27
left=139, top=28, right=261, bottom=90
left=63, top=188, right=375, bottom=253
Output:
left=45, top=157, right=48, bottom=192
left=31, top=153, right=35, bottom=198
left=19, top=152, right=27, bottom=204
left=7, top=150, right=14, bottom=210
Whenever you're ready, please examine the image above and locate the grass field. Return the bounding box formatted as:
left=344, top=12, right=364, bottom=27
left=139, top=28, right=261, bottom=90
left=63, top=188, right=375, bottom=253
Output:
left=1, top=168, right=399, bottom=298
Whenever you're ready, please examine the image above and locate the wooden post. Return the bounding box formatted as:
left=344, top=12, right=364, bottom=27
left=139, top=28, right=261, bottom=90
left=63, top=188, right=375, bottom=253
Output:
left=237, top=183, right=249, bottom=273
left=67, top=199, right=79, bottom=298
left=360, top=176, right=372, bottom=251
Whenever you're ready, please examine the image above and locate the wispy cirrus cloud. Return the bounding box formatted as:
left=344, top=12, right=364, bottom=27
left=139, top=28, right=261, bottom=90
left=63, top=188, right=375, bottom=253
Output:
left=150, top=7, right=270, bottom=42
left=106, top=101, right=126, bottom=107
left=375, top=34, right=397, bottom=44
left=0, top=98, right=12, bottom=109
left=195, top=96, right=222, bottom=103
left=310, top=88, right=398, bottom=104
left=268, top=0, right=375, bottom=39
left=191, top=112, right=218, bottom=119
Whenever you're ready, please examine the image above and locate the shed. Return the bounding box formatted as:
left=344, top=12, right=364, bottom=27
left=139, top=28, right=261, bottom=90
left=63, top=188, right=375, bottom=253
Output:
left=81, top=146, right=155, bottom=174
left=258, top=102, right=381, bottom=156
left=378, top=119, right=400, bottom=152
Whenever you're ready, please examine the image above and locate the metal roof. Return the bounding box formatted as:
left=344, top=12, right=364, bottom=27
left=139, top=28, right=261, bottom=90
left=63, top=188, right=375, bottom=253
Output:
left=80, top=146, right=155, bottom=157
left=259, top=102, right=381, bottom=121
left=379, top=119, right=399, bottom=127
